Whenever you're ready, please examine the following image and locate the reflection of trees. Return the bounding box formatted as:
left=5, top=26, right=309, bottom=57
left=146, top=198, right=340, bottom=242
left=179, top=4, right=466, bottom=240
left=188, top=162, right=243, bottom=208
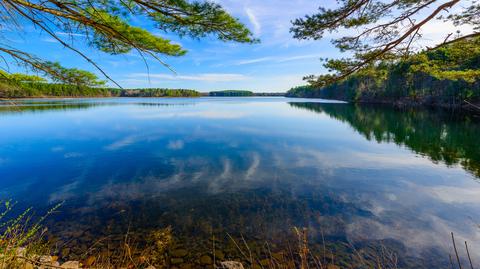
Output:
left=0, top=100, right=198, bottom=114
left=0, top=102, right=100, bottom=114
left=290, top=102, right=480, bottom=178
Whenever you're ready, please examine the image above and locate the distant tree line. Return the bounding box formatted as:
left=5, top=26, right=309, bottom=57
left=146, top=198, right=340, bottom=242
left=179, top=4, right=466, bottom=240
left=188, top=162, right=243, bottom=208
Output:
left=0, top=75, right=201, bottom=98
left=0, top=72, right=286, bottom=98
left=286, top=37, right=480, bottom=107
left=0, top=81, right=110, bottom=99
left=0, top=79, right=287, bottom=99
left=253, top=92, right=285, bottom=97
left=119, top=89, right=201, bottom=97
left=209, top=90, right=254, bottom=97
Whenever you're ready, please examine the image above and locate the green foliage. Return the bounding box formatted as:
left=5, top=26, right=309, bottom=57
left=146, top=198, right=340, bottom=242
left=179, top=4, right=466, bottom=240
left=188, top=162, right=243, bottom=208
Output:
left=291, top=0, right=480, bottom=86
left=0, top=0, right=257, bottom=86
left=0, top=79, right=202, bottom=98
left=405, top=37, right=480, bottom=83
left=42, top=62, right=106, bottom=87
left=0, top=71, right=46, bottom=83
left=8, top=74, right=46, bottom=83
left=0, top=200, right=62, bottom=266
left=285, top=86, right=316, bottom=98
left=149, top=0, right=259, bottom=43
left=0, top=82, right=113, bottom=98
left=209, top=90, right=253, bottom=96
left=120, top=88, right=201, bottom=97
left=287, top=37, right=480, bottom=106
left=86, top=8, right=186, bottom=56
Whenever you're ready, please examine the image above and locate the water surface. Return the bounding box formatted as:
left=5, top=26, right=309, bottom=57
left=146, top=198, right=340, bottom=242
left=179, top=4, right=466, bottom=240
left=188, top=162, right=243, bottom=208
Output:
left=1, top=97, right=479, bottom=267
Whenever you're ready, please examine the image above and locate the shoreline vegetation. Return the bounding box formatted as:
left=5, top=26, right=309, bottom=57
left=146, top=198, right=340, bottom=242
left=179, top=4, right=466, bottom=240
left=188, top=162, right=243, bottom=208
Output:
left=0, top=81, right=284, bottom=99
left=286, top=37, right=480, bottom=110
left=209, top=90, right=253, bottom=97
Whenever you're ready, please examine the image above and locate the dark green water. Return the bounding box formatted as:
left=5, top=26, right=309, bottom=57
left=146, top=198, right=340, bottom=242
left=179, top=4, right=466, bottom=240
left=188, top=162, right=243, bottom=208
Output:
left=1, top=97, right=479, bottom=268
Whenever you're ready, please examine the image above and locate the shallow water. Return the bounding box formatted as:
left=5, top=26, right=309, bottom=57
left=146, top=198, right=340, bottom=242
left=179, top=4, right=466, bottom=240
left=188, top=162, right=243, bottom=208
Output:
left=1, top=97, right=480, bottom=267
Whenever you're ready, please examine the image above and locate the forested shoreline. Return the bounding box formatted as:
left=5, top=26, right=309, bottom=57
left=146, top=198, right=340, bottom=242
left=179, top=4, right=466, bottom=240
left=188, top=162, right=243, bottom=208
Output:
left=287, top=37, right=480, bottom=109
left=209, top=90, right=253, bottom=96
left=0, top=81, right=285, bottom=98
left=0, top=80, right=202, bottom=98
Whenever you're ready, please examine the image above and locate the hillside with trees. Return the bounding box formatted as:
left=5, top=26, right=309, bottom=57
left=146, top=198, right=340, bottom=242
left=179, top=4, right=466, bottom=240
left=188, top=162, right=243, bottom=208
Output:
left=288, top=0, right=480, bottom=108
left=287, top=37, right=480, bottom=108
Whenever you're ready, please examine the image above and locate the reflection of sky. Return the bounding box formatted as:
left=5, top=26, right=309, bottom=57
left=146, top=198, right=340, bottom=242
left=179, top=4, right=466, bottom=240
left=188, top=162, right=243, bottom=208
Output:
left=1, top=97, right=479, bottom=265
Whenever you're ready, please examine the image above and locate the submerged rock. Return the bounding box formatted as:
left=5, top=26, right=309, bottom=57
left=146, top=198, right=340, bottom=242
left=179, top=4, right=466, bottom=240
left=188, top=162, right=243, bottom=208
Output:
left=61, top=248, right=71, bottom=257
left=39, top=255, right=53, bottom=263
left=171, top=248, right=189, bottom=258
left=214, top=250, right=225, bottom=260
left=199, top=255, right=213, bottom=265
left=179, top=263, right=193, bottom=269
left=61, top=261, right=80, bottom=269
left=221, top=261, right=244, bottom=269
left=171, top=257, right=184, bottom=265
left=16, top=247, right=26, bottom=257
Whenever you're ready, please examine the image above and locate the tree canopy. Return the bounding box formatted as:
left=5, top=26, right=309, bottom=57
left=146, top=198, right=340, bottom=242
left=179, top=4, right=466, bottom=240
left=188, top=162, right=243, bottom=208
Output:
left=286, top=36, right=480, bottom=106
left=209, top=90, right=253, bottom=97
left=42, top=62, right=106, bottom=87
left=0, top=70, right=46, bottom=83
left=0, top=0, right=257, bottom=86
left=291, top=0, right=480, bottom=87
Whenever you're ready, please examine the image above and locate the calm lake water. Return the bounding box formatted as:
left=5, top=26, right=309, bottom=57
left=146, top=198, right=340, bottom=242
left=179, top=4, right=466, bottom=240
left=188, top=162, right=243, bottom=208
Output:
left=1, top=97, right=480, bottom=268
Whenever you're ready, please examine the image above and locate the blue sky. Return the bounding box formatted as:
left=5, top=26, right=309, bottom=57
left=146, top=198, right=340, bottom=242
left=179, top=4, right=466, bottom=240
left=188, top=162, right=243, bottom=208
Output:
left=3, top=0, right=473, bottom=92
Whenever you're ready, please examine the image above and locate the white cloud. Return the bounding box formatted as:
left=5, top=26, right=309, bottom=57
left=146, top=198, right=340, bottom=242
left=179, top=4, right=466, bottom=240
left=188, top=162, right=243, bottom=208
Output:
left=167, top=140, right=185, bottom=150
left=234, top=54, right=323, bottom=66
left=49, top=181, right=80, bottom=202
left=423, top=185, right=480, bottom=204
left=51, top=146, right=64, bottom=152
left=63, top=152, right=84, bottom=158
left=277, top=54, right=322, bottom=63
left=245, top=153, right=260, bottom=180
left=135, top=110, right=248, bottom=119
left=245, top=7, right=261, bottom=35
left=128, top=73, right=249, bottom=82
left=105, top=135, right=138, bottom=151
left=42, top=37, right=57, bottom=43
left=235, top=57, right=273, bottom=65
left=55, top=32, right=87, bottom=37
left=418, top=21, right=475, bottom=48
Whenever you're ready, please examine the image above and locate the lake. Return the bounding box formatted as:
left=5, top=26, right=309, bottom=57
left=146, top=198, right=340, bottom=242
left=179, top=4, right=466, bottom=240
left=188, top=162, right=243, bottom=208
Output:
left=1, top=97, right=479, bottom=268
